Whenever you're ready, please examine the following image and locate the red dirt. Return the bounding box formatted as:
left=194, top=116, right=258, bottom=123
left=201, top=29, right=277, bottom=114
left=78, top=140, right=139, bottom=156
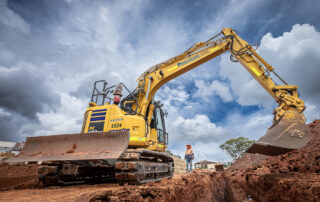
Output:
left=0, top=120, right=319, bottom=202
left=223, top=119, right=320, bottom=201
left=0, top=174, right=223, bottom=202
left=0, top=164, right=40, bottom=190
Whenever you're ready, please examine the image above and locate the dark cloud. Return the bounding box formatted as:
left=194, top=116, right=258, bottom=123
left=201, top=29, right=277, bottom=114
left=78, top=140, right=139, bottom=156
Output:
left=0, top=66, right=59, bottom=119
left=0, top=111, right=33, bottom=142
left=240, top=0, right=320, bottom=42
left=7, top=0, right=69, bottom=29
left=0, top=111, right=20, bottom=142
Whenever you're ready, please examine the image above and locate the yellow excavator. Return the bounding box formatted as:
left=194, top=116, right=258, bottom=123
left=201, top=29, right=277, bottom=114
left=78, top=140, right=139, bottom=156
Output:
left=7, top=28, right=310, bottom=185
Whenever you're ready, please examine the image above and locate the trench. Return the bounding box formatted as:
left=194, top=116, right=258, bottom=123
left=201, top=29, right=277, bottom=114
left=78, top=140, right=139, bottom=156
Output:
left=82, top=172, right=234, bottom=202
left=82, top=169, right=319, bottom=202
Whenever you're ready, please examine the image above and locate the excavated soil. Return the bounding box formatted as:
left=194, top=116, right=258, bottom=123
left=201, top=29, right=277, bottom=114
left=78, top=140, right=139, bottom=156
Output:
left=0, top=173, right=226, bottom=202
left=0, top=164, right=40, bottom=190
left=223, top=119, right=320, bottom=201
left=0, top=120, right=319, bottom=201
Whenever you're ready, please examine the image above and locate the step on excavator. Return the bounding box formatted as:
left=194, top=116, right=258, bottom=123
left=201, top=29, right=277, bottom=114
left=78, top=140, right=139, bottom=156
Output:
left=6, top=28, right=310, bottom=185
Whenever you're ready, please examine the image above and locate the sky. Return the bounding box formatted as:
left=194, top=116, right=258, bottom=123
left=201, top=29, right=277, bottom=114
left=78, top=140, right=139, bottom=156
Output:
left=0, top=0, right=320, bottom=163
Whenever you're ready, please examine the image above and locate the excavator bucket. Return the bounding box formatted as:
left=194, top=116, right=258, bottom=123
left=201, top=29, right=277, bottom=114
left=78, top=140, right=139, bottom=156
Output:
left=247, top=111, right=310, bottom=156
left=6, top=131, right=130, bottom=163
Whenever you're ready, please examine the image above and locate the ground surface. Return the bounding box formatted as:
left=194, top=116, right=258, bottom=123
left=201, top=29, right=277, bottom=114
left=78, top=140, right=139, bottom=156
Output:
left=224, top=119, right=320, bottom=201
left=0, top=173, right=220, bottom=202
left=0, top=120, right=319, bottom=201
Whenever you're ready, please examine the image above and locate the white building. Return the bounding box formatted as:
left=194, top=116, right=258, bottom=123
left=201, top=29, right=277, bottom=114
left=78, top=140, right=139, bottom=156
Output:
left=0, top=141, right=17, bottom=153
left=194, top=160, right=224, bottom=172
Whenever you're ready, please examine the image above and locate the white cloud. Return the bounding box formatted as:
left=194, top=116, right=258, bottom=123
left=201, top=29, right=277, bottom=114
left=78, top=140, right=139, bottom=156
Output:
left=169, top=114, right=228, bottom=143
left=22, top=93, right=85, bottom=137
left=224, top=111, right=273, bottom=141
left=304, top=102, right=320, bottom=123
left=194, top=80, right=233, bottom=102
left=156, top=85, right=189, bottom=105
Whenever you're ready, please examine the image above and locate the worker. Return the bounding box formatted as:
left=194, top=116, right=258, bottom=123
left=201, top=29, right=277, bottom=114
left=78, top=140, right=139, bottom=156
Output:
left=185, top=144, right=194, bottom=172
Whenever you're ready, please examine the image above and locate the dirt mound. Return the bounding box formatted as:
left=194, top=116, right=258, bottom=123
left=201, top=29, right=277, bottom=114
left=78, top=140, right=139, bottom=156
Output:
left=0, top=163, right=40, bottom=190
left=231, top=119, right=320, bottom=174
left=77, top=173, right=220, bottom=202
left=223, top=119, right=320, bottom=201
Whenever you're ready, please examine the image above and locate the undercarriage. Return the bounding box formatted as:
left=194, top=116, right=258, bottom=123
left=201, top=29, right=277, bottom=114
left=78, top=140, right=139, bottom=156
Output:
left=37, top=149, right=174, bottom=186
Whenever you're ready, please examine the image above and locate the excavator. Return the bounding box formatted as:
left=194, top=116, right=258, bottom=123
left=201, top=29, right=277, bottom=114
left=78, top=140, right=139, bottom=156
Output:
left=6, top=28, right=310, bottom=185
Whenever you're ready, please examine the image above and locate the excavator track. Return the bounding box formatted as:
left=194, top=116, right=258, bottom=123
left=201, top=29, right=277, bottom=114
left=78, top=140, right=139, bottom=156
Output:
left=37, top=160, right=116, bottom=186
left=115, top=149, right=174, bottom=184
left=34, top=149, right=174, bottom=186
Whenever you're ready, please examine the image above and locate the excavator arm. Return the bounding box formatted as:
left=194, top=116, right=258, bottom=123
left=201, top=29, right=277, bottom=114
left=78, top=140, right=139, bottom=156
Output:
left=131, top=28, right=309, bottom=155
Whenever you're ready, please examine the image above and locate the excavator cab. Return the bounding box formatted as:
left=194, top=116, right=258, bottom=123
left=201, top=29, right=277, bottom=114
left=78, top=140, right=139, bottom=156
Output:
left=150, top=102, right=168, bottom=145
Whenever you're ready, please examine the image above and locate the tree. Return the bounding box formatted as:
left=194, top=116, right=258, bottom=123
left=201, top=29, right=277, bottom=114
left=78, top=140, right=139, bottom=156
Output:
left=165, top=150, right=182, bottom=159
left=223, top=162, right=233, bottom=167
left=219, top=137, right=255, bottom=161
left=165, top=150, right=174, bottom=156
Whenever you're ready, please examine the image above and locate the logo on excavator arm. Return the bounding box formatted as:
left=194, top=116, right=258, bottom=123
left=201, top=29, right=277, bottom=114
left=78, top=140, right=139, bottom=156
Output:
left=168, top=54, right=200, bottom=71
left=177, top=55, right=199, bottom=67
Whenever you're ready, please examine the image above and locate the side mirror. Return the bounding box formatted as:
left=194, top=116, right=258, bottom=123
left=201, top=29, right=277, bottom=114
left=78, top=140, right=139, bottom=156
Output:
left=123, top=100, right=134, bottom=107
left=164, top=110, right=168, bottom=118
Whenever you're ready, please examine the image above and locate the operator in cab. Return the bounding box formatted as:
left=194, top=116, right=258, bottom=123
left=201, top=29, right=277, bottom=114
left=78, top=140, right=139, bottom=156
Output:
left=185, top=144, right=194, bottom=172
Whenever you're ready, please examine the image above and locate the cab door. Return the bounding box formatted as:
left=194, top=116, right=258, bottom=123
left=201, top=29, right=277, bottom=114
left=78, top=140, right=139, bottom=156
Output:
left=153, top=107, right=168, bottom=145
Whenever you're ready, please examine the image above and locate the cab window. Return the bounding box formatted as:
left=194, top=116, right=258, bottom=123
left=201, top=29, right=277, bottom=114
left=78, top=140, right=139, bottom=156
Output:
left=151, top=107, right=166, bottom=144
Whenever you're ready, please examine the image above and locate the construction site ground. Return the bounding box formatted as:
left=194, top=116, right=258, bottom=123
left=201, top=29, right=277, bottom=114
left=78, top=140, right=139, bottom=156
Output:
left=0, top=119, right=320, bottom=202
